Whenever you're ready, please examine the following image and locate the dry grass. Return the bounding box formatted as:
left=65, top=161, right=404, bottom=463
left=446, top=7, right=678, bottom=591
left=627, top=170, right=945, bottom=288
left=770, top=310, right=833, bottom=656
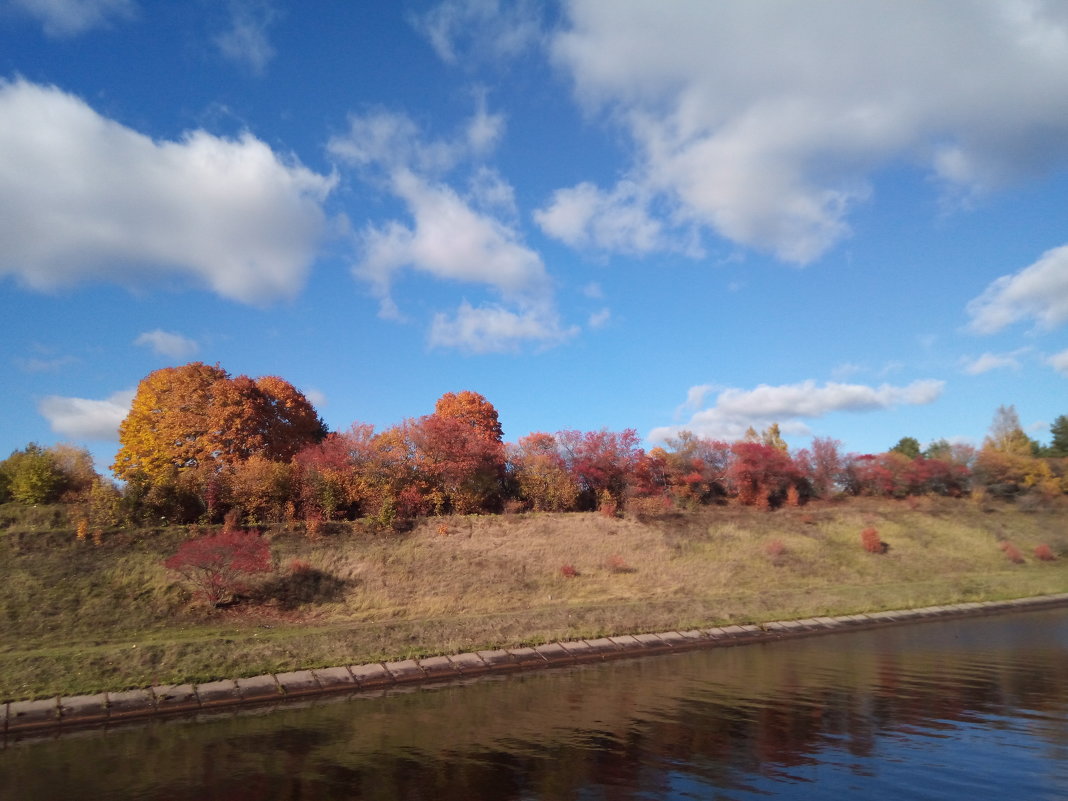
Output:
left=2, top=497, right=1068, bottom=700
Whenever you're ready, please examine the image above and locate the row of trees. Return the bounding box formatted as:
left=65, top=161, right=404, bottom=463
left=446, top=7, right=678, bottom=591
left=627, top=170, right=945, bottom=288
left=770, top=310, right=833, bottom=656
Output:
left=3, top=362, right=1066, bottom=528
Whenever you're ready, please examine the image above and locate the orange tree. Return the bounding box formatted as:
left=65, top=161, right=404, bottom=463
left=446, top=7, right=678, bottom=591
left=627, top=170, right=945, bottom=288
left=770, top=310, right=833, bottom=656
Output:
left=113, top=362, right=326, bottom=483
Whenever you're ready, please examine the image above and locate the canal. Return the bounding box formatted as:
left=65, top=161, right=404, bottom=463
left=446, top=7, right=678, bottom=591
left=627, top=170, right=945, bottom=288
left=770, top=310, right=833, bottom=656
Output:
left=2, top=607, right=1067, bottom=799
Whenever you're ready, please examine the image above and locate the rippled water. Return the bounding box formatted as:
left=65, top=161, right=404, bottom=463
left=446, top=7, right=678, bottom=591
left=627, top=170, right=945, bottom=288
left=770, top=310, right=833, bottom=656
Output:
left=3, top=608, right=1068, bottom=800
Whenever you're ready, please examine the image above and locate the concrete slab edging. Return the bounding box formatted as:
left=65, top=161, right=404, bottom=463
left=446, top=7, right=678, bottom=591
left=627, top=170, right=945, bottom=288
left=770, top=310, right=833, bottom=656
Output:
left=4, top=592, right=1068, bottom=741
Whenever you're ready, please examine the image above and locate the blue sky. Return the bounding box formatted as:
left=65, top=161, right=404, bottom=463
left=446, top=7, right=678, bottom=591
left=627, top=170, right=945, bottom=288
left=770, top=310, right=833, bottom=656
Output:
left=2, top=0, right=1067, bottom=474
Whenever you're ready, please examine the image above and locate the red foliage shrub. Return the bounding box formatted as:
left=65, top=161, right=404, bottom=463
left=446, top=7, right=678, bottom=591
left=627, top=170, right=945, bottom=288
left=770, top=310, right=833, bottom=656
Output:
left=999, top=540, right=1025, bottom=564
left=765, top=539, right=786, bottom=558
left=288, top=558, right=312, bottom=574
left=1034, top=543, right=1057, bottom=562
left=164, top=529, right=273, bottom=606
left=604, top=554, right=633, bottom=573
left=560, top=564, right=578, bottom=578
left=861, top=527, right=885, bottom=554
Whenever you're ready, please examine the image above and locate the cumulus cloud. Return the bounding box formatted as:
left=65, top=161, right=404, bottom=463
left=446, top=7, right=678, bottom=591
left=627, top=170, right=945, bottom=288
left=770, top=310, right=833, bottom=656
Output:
left=1048, top=349, right=1068, bottom=376
left=215, top=0, right=278, bottom=74
left=429, top=301, right=577, bottom=353
left=535, top=180, right=697, bottom=255
left=650, top=379, right=945, bottom=443
left=961, top=351, right=1023, bottom=375
left=330, top=105, right=570, bottom=351
left=38, top=389, right=135, bottom=440
left=967, top=245, right=1068, bottom=334
left=412, top=0, right=543, bottom=65
left=0, top=79, right=335, bottom=306
left=356, top=169, right=549, bottom=312
left=549, top=1, right=1068, bottom=262
left=133, top=329, right=199, bottom=359
left=9, top=0, right=134, bottom=37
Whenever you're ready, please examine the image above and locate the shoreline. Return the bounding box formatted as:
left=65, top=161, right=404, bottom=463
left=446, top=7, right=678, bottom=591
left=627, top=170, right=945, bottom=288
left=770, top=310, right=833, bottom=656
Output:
left=5, top=591, right=1068, bottom=742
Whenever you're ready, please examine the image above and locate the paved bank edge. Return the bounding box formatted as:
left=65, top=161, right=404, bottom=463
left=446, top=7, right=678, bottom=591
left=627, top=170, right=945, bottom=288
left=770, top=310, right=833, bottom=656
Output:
left=5, top=592, right=1068, bottom=739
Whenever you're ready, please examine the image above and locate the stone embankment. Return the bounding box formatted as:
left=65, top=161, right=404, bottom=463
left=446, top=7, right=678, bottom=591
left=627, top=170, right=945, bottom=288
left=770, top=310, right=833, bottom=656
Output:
left=5, top=593, right=1068, bottom=741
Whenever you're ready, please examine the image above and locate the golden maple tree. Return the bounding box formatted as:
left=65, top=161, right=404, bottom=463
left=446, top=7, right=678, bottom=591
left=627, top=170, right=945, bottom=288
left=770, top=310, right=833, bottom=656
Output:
left=113, top=362, right=325, bottom=481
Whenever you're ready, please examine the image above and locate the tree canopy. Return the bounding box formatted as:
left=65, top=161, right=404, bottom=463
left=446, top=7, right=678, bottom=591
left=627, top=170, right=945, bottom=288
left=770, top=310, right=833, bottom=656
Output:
left=113, top=362, right=325, bottom=481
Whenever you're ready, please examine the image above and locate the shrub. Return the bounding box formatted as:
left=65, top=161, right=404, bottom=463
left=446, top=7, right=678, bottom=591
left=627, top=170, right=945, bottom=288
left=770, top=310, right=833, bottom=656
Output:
left=999, top=540, right=1025, bottom=564
left=75, top=518, right=89, bottom=542
left=861, top=527, right=886, bottom=554
left=164, top=529, right=273, bottom=607
left=1034, top=543, right=1057, bottom=562
left=765, top=538, right=786, bottom=558
left=560, top=564, right=578, bottom=578
left=604, top=554, right=633, bottom=573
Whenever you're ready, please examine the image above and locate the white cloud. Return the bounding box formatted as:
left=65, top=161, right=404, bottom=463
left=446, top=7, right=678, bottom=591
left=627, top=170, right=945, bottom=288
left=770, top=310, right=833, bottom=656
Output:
left=328, top=102, right=504, bottom=177
left=681, top=384, right=714, bottom=412
left=9, top=0, right=134, bottom=37
left=357, top=169, right=549, bottom=310
left=15, top=354, right=77, bottom=373
left=550, top=1, right=1068, bottom=262
left=0, top=80, right=335, bottom=305
left=587, top=307, right=610, bottom=329
left=535, top=180, right=697, bottom=255
left=330, top=107, right=566, bottom=349
left=582, top=282, right=603, bottom=299
left=429, top=301, right=577, bottom=353
left=967, top=245, right=1068, bottom=333
left=38, top=389, right=135, bottom=441
left=1048, top=349, right=1068, bottom=375
left=650, top=379, right=945, bottom=443
left=133, top=329, right=199, bottom=359
left=412, top=0, right=543, bottom=65
left=215, top=0, right=278, bottom=75
left=303, top=387, right=327, bottom=408
left=961, top=351, right=1022, bottom=375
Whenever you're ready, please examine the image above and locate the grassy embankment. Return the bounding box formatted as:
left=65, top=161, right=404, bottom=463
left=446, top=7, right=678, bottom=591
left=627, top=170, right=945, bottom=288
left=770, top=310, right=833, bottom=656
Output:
left=1, top=496, right=1067, bottom=701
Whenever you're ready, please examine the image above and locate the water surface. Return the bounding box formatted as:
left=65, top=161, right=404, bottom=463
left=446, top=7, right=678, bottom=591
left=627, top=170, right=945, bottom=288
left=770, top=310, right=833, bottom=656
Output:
left=3, top=608, right=1067, bottom=800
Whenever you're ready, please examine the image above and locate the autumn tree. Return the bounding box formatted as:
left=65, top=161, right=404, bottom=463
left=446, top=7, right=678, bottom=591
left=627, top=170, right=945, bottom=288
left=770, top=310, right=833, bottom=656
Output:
left=729, top=442, right=801, bottom=507
left=255, top=376, right=329, bottom=461
left=413, top=392, right=507, bottom=514
left=656, top=432, right=732, bottom=506
left=795, top=437, right=843, bottom=499
left=556, top=428, right=641, bottom=510
left=0, top=444, right=66, bottom=504
left=507, top=432, right=580, bottom=512
left=974, top=405, right=1044, bottom=499
left=164, top=529, right=273, bottom=607
left=113, top=362, right=325, bottom=482
left=983, top=405, right=1036, bottom=456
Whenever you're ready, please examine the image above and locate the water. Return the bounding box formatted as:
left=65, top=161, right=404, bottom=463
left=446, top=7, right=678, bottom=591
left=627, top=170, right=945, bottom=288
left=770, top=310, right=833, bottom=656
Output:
left=2, top=608, right=1067, bottom=800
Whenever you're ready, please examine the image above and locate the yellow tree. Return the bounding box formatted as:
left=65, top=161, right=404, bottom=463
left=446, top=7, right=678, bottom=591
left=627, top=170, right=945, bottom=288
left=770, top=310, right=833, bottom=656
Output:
left=113, top=363, right=229, bottom=480
left=113, top=362, right=326, bottom=482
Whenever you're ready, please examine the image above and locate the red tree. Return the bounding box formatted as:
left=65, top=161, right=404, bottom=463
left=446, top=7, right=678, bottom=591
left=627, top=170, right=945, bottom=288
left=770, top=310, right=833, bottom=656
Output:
left=164, top=529, right=273, bottom=606
left=556, top=428, right=641, bottom=510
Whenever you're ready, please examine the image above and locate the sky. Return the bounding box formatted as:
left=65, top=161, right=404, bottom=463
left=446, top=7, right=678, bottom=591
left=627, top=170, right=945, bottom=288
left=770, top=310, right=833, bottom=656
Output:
left=2, top=0, right=1068, bottom=475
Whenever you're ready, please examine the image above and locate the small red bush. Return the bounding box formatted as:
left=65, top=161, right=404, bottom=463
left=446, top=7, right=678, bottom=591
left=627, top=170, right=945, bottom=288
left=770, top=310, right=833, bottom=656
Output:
left=604, top=554, right=632, bottom=573
left=560, top=564, right=578, bottom=578
left=164, top=529, right=273, bottom=607
left=765, top=538, right=786, bottom=558
left=861, top=527, right=885, bottom=554
left=1034, top=543, right=1057, bottom=562
left=999, top=540, right=1025, bottom=564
